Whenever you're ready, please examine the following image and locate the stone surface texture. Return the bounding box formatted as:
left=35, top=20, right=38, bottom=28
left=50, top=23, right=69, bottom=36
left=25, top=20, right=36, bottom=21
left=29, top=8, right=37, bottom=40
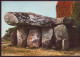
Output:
left=27, top=29, right=41, bottom=47
left=42, top=28, right=53, bottom=48
left=10, top=28, right=17, bottom=46
left=54, top=24, right=69, bottom=49
left=17, top=27, right=28, bottom=47
left=4, top=12, right=73, bottom=27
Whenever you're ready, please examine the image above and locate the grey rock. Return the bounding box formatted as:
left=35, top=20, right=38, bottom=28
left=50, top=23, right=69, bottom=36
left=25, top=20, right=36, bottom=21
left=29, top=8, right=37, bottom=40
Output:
left=10, top=28, right=17, bottom=46
left=27, top=29, right=41, bottom=47
left=54, top=24, right=69, bottom=50
left=17, top=27, right=28, bottom=48
left=42, top=28, right=53, bottom=48
left=4, top=12, right=54, bottom=27
left=4, top=12, right=73, bottom=27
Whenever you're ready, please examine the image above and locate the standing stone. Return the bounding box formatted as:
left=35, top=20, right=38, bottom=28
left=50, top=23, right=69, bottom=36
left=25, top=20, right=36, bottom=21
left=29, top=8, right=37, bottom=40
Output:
left=10, top=28, right=17, bottom=46
left=27, top=29, right=41, bottom=48
left=62, top=39, right=69, bottom=50
left=42, top=28, right=53, bottom=48
left=54, top=24, right=69, bottom=50
left=17, top=27, right=28, bottom=48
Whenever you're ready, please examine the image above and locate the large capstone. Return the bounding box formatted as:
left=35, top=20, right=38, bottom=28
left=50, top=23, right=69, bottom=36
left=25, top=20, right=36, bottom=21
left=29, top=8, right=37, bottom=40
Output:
left=27, top=29, right=42, bottom=47
left=4, top=12, right=74, bottom=27
left=54, top=24, right=69, bottom=50
left=17, top=27, right=28, bottom=48
left=4, top=12, right=54, bottom=27
left=42, top=28, right=53, bottom=48
left=10, top=28, right=17, bottom=46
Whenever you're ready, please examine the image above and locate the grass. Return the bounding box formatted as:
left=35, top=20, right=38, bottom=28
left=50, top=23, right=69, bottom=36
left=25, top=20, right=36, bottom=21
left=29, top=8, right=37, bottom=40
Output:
left=1, top=38, right=80, bottom=56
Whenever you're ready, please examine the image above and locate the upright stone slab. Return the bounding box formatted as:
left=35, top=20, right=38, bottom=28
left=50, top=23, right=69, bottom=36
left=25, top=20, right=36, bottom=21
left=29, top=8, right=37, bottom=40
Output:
left=54, top=24, right=69, bottom=50
left=27, top=29, right=41, bottom=47
left=17, top=27, right=28, bottom=48
left=42, top=28, right=53, bottom=48
left=62, top=39, right=69, bottom=50
left=10, top=28, right=17, bottom=46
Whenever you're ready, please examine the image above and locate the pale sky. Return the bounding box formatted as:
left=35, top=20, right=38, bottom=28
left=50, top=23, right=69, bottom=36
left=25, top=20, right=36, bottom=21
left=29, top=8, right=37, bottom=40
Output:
left=1, top=1, right=57, bottom=37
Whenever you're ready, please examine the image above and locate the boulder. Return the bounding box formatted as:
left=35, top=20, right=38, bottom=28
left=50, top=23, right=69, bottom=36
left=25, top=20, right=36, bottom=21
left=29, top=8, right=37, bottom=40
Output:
left=42, top=28, right=53, bottom=48
left=10, top=28, right=17, bottom=46
left=27, top=29, right=42, bottom=47
left=4, top=12, right=73, bottom=27
left=4, top=12, right=54, bottom=27
left=54, top=24, right=69, bottom=50
left=17, top=27, right=28, bottom=48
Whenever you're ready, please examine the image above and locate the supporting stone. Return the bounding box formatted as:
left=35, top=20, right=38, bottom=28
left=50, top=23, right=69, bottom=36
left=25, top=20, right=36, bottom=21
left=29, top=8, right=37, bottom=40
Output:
left=17, top=27, right=28, bottom=48
left=42, top=28, right=53, bottom=48
left=27, top=29, right=42, bottom=48
left=54, top=24, right=69, bottom=50
left=62, top=39, right=69, bottom=50
left=10, top=28, right=17, bottom=46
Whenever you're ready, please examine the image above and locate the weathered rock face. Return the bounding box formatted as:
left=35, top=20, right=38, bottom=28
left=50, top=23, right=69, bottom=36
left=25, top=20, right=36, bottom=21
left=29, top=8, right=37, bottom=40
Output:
left=42, top=28, right=53, bottom=48
left=27, top=29, right=42, bottom=47
left=4, top=12, right=54, bottom=27
left=10, top=28, right=17, bottom=46
left=4, top=12, right=74, bottom=27
left=54, top=24, right=69, bottom=50
left=17, top=27, right=28, bottom=47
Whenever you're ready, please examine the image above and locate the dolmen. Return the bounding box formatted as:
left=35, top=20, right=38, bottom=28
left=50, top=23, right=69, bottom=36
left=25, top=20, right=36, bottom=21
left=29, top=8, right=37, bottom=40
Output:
left=4, top=12, right=80, bottom=50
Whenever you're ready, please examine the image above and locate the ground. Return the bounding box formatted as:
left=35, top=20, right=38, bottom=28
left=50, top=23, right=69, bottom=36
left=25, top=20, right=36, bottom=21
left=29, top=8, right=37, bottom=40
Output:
left=1, top=38, right=80, bottom=56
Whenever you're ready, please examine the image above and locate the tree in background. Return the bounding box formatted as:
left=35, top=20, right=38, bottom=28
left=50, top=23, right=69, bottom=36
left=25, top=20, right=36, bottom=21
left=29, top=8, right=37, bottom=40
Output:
left=56, top=1, right=72, bottom=18
left=56, top=1, right=80, bottom=28
left=71, top=1, right=80, bottom=28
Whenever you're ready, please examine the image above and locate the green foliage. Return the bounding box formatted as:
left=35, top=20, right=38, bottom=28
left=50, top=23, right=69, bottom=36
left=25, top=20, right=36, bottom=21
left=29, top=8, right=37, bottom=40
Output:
left=6, top=27, right=17, bottom=34
left=71, top=1, right=80, bottom=28
left=3, top=27, right=17, bottom=38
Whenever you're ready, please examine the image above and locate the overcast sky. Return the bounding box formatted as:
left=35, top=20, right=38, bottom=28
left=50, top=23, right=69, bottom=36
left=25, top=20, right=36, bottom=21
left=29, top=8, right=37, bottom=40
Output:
left=1, top=1, right=57, bottom=37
